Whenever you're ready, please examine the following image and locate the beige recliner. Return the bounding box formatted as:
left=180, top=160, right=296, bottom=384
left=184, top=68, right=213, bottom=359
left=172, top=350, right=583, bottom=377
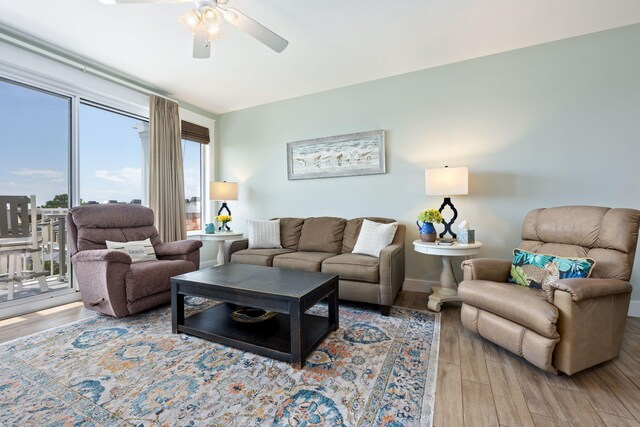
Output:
left=458, top=206, right=640, bottom=375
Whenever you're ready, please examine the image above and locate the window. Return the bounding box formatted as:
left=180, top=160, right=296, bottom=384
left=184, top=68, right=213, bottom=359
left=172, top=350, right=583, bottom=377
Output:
left=0, top=78, right=72, bottom=302
left=181, top=120, right=210, bottom=232
left=182, top=139, right=202, bottom=231
left=79, top=102, right=149, bottom=205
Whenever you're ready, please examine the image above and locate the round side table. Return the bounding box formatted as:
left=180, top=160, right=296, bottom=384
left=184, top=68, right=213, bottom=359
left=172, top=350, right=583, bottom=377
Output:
left=413, top=240, right=483, bottom=312
left=194, top=232, right=244, bottom=266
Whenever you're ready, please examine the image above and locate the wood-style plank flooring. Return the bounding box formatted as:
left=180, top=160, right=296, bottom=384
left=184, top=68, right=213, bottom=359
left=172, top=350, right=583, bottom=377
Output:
left=3, top=292, right=640, bottom=426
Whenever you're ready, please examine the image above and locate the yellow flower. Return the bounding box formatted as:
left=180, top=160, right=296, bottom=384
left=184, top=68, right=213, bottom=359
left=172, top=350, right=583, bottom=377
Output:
left=215, top=215, right=232, bottom=223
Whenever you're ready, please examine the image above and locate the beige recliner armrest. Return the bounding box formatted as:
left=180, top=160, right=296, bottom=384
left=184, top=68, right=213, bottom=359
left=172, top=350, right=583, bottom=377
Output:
left=461, top=258, right=512, bottom=282
left=546, top=277, right=632, bottom=375
left=543, top=278, right=632, bottom=303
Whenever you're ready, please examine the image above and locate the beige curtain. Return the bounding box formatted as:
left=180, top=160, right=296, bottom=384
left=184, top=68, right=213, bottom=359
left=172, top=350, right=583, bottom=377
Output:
left=149, top=96, right=186, bottom=242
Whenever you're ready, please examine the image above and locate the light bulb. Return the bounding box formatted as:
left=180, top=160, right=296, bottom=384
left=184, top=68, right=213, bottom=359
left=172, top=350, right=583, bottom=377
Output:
left=200, top=6, right=221, bottom=27
left=179, top=9, right=201, bottom=33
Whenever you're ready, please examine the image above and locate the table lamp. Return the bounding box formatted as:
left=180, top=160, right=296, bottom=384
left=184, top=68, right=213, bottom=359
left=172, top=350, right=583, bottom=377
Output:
left=425, top=166, right=468, bottom=239
left=210, top=181, right=239, bottom=230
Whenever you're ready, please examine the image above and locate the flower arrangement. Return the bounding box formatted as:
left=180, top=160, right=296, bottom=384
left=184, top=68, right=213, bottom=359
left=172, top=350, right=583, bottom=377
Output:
left=417, top=209, right=443, bottom=224
left=215, top=215, right=232, bottom=223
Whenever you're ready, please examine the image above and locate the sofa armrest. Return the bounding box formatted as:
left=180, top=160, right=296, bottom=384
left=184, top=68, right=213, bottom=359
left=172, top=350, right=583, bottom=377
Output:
left=227, top=239, right=249, bottom=262
left=378, top=237, right=405, bottom=307
left=155, top=240, right=202, bottom=257
left=543, top=278, right=632, bottom=303
left=72, top=249, right=132, bottom=264
left=462, top=258, right=511, bottom=282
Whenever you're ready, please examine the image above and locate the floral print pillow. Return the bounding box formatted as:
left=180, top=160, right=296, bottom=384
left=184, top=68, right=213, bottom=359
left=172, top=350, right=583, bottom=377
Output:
left=508, top=249, right=596, bottom=290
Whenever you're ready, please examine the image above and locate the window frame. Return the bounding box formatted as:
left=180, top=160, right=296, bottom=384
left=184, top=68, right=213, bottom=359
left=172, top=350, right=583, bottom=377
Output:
left=182, top=137, right=209, bottom=236
left=0, top=64, right=150, bottom=315
left=78, top=99, right=150, bottom=206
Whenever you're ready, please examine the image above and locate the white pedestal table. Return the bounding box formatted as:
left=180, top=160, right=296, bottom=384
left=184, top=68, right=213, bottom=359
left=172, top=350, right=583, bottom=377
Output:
left=412, top=240, right=483, bottom=312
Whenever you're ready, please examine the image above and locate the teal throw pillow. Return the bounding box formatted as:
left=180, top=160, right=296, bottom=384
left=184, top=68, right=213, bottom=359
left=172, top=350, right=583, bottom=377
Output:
left=508, top=249, right=596, bottom=290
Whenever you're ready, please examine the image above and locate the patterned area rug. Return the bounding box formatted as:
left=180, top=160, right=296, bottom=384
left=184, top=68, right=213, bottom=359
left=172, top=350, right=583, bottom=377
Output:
left=0, top=300, right=440, bottom=426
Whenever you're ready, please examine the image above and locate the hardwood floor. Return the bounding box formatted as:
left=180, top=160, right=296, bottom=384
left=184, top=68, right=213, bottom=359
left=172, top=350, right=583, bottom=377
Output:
left=2, top=291, right=640, bottom=427
left=397, top=291, right=640, bottom=427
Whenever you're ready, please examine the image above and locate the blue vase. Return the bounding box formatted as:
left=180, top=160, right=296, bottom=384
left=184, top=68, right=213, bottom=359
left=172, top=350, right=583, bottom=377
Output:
left=205, top=223, right=215, bottom=234
left=417, top=221, right=437, bottom=242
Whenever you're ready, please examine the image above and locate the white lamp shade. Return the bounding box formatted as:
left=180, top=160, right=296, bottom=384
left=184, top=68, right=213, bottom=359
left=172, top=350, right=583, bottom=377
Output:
left=425, top=166, right=468, bottom=196
left=209, top=181, right=239, bottom=201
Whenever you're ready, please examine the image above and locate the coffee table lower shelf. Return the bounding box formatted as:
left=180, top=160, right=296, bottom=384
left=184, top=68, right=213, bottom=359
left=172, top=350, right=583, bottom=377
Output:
left=178, top=304, right=333, bottom=367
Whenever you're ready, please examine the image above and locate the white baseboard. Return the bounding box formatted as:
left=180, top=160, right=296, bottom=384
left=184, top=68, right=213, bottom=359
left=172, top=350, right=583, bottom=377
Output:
left=628, top=300, right=640, bottom=318
left=402, top=278, right=438, bottom=293
left=200, top=260, right=217, bottom=269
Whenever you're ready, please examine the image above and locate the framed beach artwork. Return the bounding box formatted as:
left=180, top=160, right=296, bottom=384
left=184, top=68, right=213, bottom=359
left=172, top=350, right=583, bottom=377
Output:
left=287, top=130, right=386, bottom=180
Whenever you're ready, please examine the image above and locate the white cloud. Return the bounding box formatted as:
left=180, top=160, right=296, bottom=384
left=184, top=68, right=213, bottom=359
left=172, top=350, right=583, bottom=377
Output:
left=11, top=169, right=65, bottom=181
left=94, top=167, right=141, bottom=184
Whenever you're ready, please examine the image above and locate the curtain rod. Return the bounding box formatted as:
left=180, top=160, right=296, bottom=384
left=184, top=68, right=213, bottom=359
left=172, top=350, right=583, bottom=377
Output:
left=0, top=29, right=179, bottom=104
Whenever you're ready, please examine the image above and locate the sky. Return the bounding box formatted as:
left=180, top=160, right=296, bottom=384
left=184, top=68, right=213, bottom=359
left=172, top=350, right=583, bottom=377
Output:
left=0, top=79, right=201, bottom=207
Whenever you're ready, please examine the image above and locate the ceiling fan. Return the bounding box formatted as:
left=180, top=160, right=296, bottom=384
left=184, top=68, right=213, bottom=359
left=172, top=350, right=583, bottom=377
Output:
left=98, top=0, right=289, bottom=59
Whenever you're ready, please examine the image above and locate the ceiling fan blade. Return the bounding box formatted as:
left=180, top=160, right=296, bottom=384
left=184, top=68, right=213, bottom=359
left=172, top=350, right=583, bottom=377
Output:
left=98, top=0, right=192, bottom=4
left=223, top=7, right=288, bottom=53
left=193, top=23, right=211, bottom=58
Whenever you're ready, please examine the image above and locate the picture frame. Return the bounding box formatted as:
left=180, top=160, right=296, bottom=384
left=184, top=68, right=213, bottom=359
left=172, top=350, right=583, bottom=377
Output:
left=287, top=130, right=386, bottom=180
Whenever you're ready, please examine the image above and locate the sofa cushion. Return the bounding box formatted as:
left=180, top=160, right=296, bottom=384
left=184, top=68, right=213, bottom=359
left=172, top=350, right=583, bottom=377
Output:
left=231, top=248, right=295, bottom=267
left=276, top=217, right=305, bottom=250
left=124, top=259, right=195, bottom=303
left=508, top=249, right=596, bottom=290
left=352, top=220, right=398, bottom=257
left=247, top=219, right=282, bottom=249
left=297, top=217, right=347, bottom=254
left=458, top=280, right=559, bottom=339
left=273, top=251, right=336, bottom=272
left=322, top=253, right=380, bottom=283
left=106, top=238, right=157, bottom=263
left=342, top=217, right=396, bottom=253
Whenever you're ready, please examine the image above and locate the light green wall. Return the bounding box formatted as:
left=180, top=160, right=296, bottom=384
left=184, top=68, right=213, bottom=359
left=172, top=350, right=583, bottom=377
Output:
left=216, top=25, right=640, bottom=299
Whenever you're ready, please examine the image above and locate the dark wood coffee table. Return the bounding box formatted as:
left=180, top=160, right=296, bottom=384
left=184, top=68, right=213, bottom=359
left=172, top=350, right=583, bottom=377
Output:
left=170, top=263, right=339, bottom=368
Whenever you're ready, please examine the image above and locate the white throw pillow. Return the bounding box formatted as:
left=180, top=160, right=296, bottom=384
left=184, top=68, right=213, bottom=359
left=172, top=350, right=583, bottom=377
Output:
left=247, top=219, right=282, bottom=249
left=106, top=238, right=157, bottom=263
left=352, top=220, right=399, bottom=257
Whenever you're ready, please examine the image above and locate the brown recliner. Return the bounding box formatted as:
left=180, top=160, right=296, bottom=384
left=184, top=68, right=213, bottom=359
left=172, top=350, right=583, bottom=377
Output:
left=67, top=204, right=202, bottom=317
left=458, top=206, right=640, bottom=375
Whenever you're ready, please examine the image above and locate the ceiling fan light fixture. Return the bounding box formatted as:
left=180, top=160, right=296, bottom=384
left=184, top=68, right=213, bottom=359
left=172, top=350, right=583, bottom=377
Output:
left=200, top=6, right=221, bottom=27
left=220, top=8, right=238, bottom=22
left=208, top=26, right=224, bottom=40
left=179, top=9, right=201, bottom=33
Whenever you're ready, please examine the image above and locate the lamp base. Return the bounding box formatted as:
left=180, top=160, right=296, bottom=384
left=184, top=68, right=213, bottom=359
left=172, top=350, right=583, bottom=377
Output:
left=438, top=197, right=458, bottom=239
left=217, top=202, right=232, bottom=232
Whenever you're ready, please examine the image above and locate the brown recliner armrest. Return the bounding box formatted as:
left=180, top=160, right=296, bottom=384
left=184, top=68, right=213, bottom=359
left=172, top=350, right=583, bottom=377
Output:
left=71, top=249, right=132, bottom=317
left=543, top=278, right=632, bottom=303
left=155, top=240, right=203, bottom=257
left=72, top=249, right=132, bottom=264
left=461, top=258, right=511, bottom=282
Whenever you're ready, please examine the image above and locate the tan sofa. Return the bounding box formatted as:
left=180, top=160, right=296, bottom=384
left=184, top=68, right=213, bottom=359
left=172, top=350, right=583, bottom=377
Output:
left=458, top=206, right=640, bottom=375
left=227, top=217, right=405, bottom=315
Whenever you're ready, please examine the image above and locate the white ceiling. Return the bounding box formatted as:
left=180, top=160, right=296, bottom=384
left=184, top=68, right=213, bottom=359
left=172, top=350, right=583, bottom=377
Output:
left=1, top=0, right=639, bottom=114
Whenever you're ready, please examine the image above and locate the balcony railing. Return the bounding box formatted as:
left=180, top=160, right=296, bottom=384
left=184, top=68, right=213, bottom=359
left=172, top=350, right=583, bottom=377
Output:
left=0, top=208, right=69, bottom=303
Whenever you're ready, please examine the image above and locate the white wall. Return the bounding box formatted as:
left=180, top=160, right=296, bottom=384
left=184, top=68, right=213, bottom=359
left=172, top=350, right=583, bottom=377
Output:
left=215, top=25, right=640, bottom=310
